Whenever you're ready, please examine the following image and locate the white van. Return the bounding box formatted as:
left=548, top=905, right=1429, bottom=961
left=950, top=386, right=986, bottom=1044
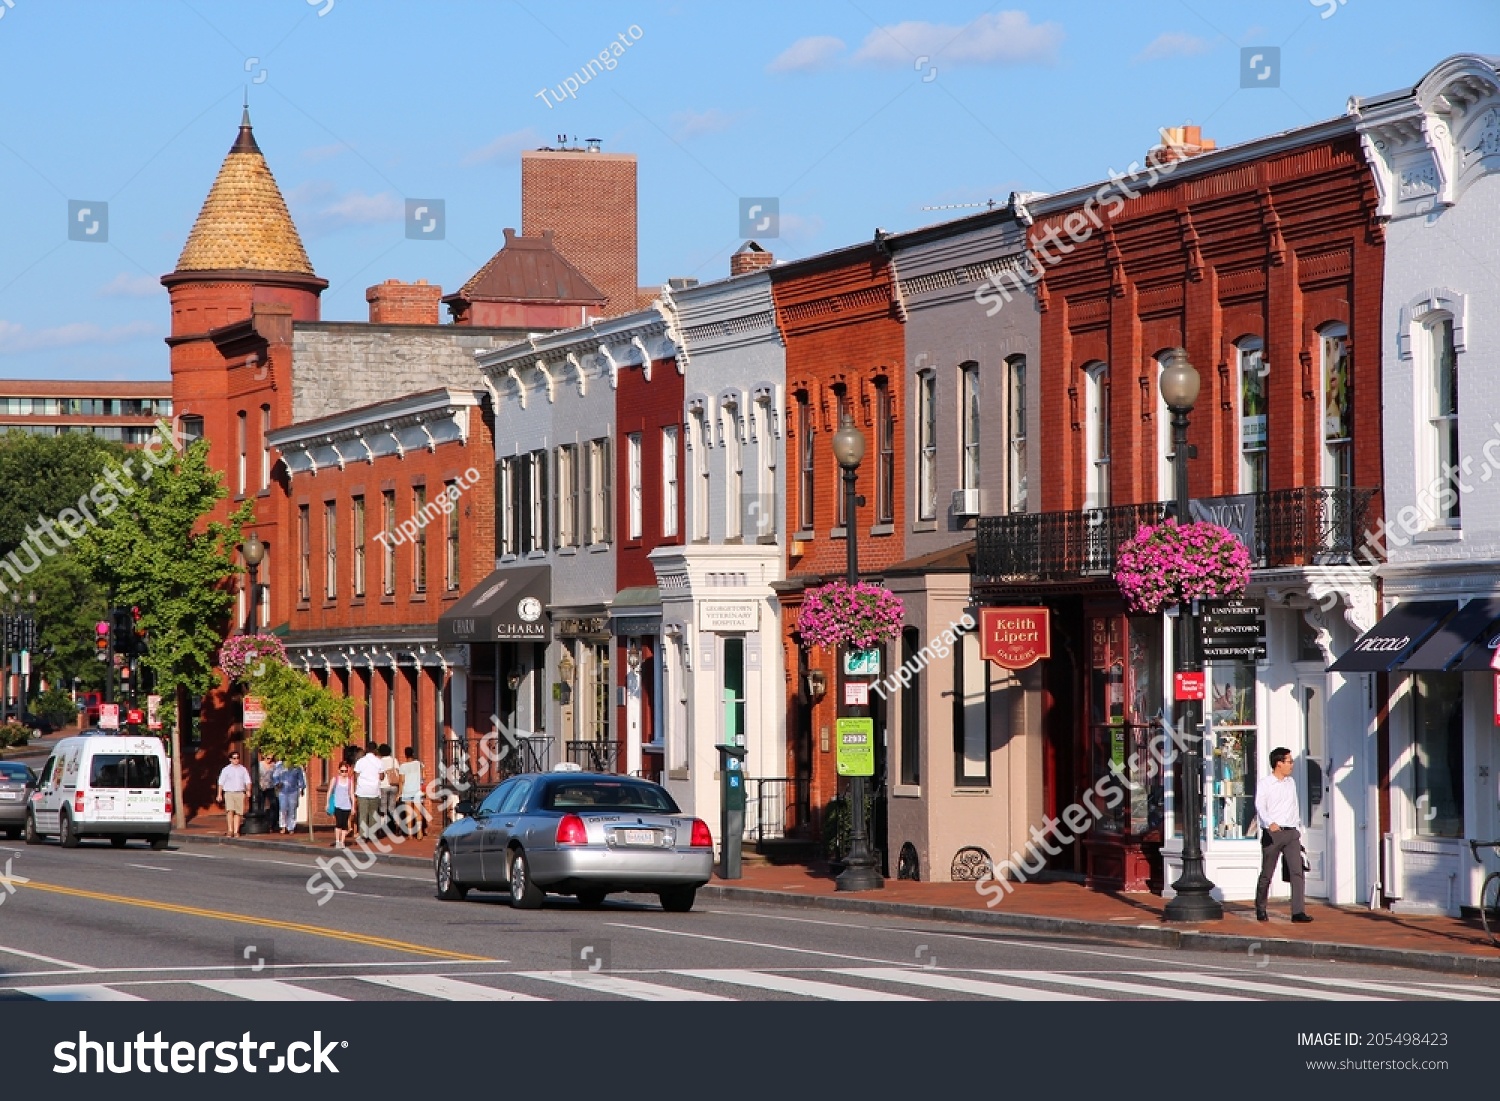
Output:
left=26, top=734, right=173, bottom=849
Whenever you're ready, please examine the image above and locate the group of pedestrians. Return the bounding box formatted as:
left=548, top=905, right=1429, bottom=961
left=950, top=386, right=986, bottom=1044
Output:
left=214, top=752, right=307, bottom=837
left=324, top=741, right=425, bottom=849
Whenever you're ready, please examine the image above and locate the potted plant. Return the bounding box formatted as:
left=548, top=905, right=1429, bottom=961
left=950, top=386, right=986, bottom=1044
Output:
left=798, top=581, right=904, bottom=651
left=1113, top=519, right=1252, bottom=614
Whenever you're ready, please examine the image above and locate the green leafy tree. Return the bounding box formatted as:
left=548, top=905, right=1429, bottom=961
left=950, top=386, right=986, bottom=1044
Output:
left=28, top=552, right=109, bottom=693
left=244, top=661, right=362, bottom=839
left=31, top=685, right=76, bottom=729
left=0, top=430, right=127, bottom=559
left=72, top=438, right=251, bottom=826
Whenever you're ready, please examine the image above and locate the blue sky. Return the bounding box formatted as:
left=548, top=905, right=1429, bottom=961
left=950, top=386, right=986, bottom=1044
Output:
left=0, top=0, right=1492, bottom=382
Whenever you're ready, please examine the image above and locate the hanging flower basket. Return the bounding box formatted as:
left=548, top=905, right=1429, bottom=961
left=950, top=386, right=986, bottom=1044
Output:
left=218, top=633, right=289, bottom=682
left=798, top=581, right=904, bottom=651
left=1113, top=519, right=1252, bottom=614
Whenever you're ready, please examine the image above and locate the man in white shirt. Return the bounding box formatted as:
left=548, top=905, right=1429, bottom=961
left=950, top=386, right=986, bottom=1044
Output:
left=1254, top=747, right=1313, bottom=924
left=352, top=742, right=385, bottom=839
left=216, top=751, right=252, bottom=839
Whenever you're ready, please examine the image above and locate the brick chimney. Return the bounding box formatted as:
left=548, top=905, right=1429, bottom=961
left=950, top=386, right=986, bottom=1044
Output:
left=731, top=241, right=774, bottom=277
left=1148, top=124, right=1216, bottom=167
left=366, top=279, right=443, bottom=325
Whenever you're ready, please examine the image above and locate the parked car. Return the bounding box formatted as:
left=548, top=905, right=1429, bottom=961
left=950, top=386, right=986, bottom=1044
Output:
left=0, top=761, right=38, bottom=839
left=26, top=734, right=172, bottom=849
left=434, top=769, right=714, bottom=912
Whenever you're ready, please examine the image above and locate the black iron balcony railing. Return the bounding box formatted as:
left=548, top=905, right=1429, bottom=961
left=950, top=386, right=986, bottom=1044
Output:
left=976, top=486, right=1375, bottom=583
left=567, top=739, right=621, bottom=774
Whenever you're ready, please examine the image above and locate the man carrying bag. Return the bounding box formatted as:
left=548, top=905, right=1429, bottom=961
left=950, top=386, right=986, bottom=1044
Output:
left=1254, top=746, right=1314, bottom=924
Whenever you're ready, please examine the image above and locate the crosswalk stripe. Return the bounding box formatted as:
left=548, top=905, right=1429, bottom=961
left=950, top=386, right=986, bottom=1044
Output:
left=519, top=971, right=731, bottom=1001
left=14, top=984, right=145, bottom=1002
left=829, top=968, right=1099, bottom=1000
left=356, top=975, right=546, bottom=1001
left=1264, top=974, right=1498, bottom=1001
left=1125, top=971, right=1388, bottom=1001
left=672, top=969, right=923, bottom=1001
left=194, top=979, right=348, bottom=1001
left=982, top=971, right=1252, bottom=1001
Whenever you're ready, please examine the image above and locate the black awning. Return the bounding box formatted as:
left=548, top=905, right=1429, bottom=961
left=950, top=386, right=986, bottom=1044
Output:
left=1403, top=597, right=1500, bottom=672
left=437, top=566, right=551, bottom=644
left=1447, top=602, right=1500, bottom=672
left=1329, top=600, right=1457, bottom=673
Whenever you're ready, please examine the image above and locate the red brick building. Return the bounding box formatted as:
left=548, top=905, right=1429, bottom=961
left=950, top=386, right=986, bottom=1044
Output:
left=770, top=240, right=907, bottom=835
left=974, top=120, right=1385, bottom=898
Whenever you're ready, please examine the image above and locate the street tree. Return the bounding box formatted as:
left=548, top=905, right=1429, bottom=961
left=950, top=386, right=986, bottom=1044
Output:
left=243, top=659, right=361, bottom=839
left=73, top=437, right=251, bottom=827
left=0, top=430, right=126, bottom=559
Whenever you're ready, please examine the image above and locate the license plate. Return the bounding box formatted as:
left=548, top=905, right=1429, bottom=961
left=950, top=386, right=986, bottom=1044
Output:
left=0, top=791, right=17, bottom=801
left=95, top=795, right=117, bottom=812
left=620, top=829, right=658, bottom=846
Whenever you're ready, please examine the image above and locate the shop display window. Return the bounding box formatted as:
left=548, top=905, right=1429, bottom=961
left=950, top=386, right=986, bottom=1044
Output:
left=1206, top=661, right=1258, bottom=839
left=1087, top=615, right=1163, bottom=838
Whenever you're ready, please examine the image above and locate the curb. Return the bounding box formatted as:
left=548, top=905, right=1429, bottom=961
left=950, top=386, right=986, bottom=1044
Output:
left=172, top=831, right=435, bottom=868
left=699, top=885, right=1500, bottom=979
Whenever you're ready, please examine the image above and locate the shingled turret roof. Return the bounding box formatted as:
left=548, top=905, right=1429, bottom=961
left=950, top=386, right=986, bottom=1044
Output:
left=173, top=108, right=316, bottom=276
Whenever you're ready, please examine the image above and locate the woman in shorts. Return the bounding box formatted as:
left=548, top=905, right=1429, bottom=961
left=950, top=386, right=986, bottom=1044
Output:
left=327, top=762, right=355, bottom=848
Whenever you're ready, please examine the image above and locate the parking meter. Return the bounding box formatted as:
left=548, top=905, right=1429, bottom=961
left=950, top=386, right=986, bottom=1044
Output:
left=716, top=743, right=747, bottom=879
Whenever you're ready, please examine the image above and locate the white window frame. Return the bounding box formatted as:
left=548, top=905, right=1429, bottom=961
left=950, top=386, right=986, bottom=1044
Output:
left=1320, top=323, right=1351, bottom=490
left=324, top=501, right=337, bottom=601
left=260, top=405, right=271, bottom=491
left=960, top=363, right=980, bottom=494
left=236, top=411, right=247, bottom=496
left=753, top=395, right=775, bottom=538
left=691, top=406, right=710, bottom=541
left=1084, top=363, right=1110, bottom=510
left=722, top=401, right=741, bottom=541
left=661, top=426, right=679, bottom=538
left=1155, top=351, right=1173, bottom=504
left=916, top=370, right=937, bottom=521
left=627, top=432, right=643, bottom=540
left=1415, top=314, right=1461, bottom=528
left=1007, top=355, right=1027, bottom=513
left=1236, top=338, right=1268, bottom=495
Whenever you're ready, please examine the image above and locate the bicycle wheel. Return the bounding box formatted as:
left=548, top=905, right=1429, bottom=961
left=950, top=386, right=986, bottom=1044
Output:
left=1482, top=872, right=1500, bottom=947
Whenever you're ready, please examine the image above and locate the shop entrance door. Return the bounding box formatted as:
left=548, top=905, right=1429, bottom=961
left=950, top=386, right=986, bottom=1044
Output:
left=1297, top=676, right=1329, bottom=899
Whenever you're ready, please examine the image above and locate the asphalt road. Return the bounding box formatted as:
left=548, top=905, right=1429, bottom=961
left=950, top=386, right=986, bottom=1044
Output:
left=0, top=834, right=1497, bottom=1003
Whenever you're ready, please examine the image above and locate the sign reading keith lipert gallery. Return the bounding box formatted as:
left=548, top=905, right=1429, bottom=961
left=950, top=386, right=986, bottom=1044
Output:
left=979, top=607, right=1051, bottom=670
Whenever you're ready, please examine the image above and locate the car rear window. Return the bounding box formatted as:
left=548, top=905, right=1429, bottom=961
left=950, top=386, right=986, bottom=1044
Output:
left=0, top=762, right=30, bottom=782
left=89, top=754, right=162, bottom=789
left=543, top=781, right=680, bottom=814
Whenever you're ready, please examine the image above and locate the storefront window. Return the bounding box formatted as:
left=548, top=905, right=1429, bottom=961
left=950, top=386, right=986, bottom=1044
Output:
left=1413, top=672, right=1463, bottom=838
left=1206, top=662, right=1257, bottom=839
left=1088, top=615, right=1162, bottom=837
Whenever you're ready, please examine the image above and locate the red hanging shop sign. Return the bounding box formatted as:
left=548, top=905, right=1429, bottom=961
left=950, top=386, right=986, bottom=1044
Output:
left=979, top=608, right=1051, bottom=670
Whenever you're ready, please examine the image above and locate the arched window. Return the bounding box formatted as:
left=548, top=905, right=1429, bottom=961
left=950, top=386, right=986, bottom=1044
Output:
left=1403, top=291, right=1466, bottom=529
left=1006, top=355, right=1027, bottom=513
left=1083, top=363, right=1110, bottom=510
left=1319, top=323, right=1351, bottom=489
left=1235, top=337, right=1267, bottom=494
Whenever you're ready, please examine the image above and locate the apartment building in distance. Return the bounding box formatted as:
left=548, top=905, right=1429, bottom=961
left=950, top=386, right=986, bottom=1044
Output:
left=0, top=380, right=173, bottom=444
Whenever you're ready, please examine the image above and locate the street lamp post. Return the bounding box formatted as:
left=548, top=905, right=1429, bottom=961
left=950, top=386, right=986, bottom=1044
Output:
left=832, top=413, right=882, bottom=892
left=240, top=533, right=269, bottom=834
left=1159, top=347, right=1223, bottom=922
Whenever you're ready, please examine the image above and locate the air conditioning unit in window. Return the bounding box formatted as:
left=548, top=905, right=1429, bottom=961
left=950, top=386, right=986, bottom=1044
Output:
left=952, top=488, right=982, bottom=517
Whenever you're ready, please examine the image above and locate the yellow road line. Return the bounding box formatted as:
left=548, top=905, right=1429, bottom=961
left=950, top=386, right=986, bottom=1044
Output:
left=18, top=881, right=487, bottom=961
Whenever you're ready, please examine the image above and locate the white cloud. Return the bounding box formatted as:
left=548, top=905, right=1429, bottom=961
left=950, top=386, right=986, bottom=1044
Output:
left=288, top=182, right=403, bottom=234
left=671, top=109, right=737, bottom=140
left=0, top=319, right=157, bottom=353
left=1133, top=32, right=1216, bottom=62
left=97, top=272, right=160, bottom=298
left=851, top=12, right=1063, bottom=67
left=768, top=35, right=846, bottom=73
left=301, top=142, right=349, bottom=162
left=462, top=127, right=543, bottom=166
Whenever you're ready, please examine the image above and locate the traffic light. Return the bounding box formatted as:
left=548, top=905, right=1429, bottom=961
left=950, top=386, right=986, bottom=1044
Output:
left=110, top=608, right=134, bottom=656
left=95, top=620, right=110, bottom=662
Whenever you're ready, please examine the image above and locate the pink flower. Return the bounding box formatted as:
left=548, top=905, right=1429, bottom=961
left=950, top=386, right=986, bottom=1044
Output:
left=1113, top=520, right=1250, bottom=613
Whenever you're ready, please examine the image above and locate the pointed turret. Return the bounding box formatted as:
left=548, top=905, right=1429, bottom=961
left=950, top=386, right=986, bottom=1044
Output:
left=172, top=107, right=317, bottom=278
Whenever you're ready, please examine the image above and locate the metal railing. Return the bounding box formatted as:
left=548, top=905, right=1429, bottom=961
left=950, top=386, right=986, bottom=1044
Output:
left=567, top=739, right=621, bottom=774
left=976, top=486, right=1375, bottom=582
left=744, top=777, right=813, bottom=843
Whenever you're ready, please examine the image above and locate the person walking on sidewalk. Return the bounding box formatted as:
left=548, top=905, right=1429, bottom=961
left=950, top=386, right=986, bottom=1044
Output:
left=327, top=762, right=355, bottom=848
left=216, top=751, right=252, bottom=839
left=275, top=759, right=306, bottom=834
left=1255, top=747, right=1313, bottom=924
left=352, top=742, right=384, bottom=839
left=377, top=742, right=399, bottom=832
left=397, top=746, right=425, bottom=839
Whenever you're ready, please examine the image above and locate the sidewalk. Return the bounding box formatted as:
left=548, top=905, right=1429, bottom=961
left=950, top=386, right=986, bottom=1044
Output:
left=169, top=811, right=1500, bottom=978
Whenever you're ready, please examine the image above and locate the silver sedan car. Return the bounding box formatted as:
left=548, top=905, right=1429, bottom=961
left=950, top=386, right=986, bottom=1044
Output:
left=434, top=770, right=714, bottom=912
left=0, top=760, right=38, bottom=839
